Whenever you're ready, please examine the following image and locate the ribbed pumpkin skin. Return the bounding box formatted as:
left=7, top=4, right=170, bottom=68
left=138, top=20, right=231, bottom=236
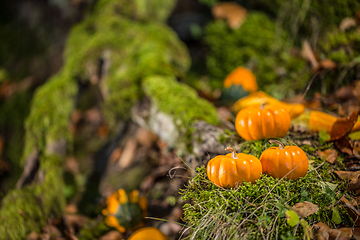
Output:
left=235, top=105, right=291, bottom=140
left=207, top=152, right=262, bottom=188
left=128, top=227, right=168, bottom=240
left=260, top=146, right=308, bottom=180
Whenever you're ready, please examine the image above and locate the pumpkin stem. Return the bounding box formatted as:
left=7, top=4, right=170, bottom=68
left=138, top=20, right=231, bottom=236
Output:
left=269, top=140, right=285, bottom=150
left=260, top=102, right=266, bottom=110
left=225, top=147, right=238, bottom=159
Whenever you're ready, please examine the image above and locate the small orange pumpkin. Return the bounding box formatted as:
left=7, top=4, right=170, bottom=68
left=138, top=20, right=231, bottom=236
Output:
left=235, top=103, right=291, bottom=141
left=223, top=66, right=258, bottom=93
left=259, top=140, right=309, bottom=180
left=128, top=227, right=168, bottom=240
left=207, top=147, right=262, bottom=188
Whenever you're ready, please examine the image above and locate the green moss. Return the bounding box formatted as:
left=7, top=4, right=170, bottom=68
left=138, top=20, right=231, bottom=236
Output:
left=143, top=75, right=219, bottom=126
left=78, top=219, right=111, bottom=240
left=204, top=12, right=309, bottom=97
left=22, top=71, right=77, bottom=162
left=35, top=155, right=66, bottom=217
left=320, top=29, right=360, bottom=64
left=0, top=188, right=45, bottom=240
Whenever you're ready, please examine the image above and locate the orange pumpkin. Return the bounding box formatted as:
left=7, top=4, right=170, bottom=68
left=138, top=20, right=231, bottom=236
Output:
left=128, top=227, right=168, bottom=240
left=259, top=140, right=309, bottom=180
left=223, top=66, right=258, bottom=93
left=207, top=147, right=262, bottom=188
left=233, top=91, right=305, bottom=119
left=235, top=103, right=291, bottom=141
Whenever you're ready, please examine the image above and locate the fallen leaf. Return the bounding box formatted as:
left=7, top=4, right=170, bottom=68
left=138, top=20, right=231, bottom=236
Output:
left=42, top=224, right=63, bottom=239
left=314, top=222, right=353, bottom=240
left=292, top=201, right=319, bottom=218
left=212, top=2, right=248, bottom=29
left=320, top=59, right=337, bottom=70
left=64, top=214, right=89, bottom=235
left=285, top=210, right=300, bottom=227
left=97, top=124, right=109, bottom=138
left=26, top=231, right=40, bottom=240
left=341, top=196, right=360, bottom=216
left=99, top=231, right=123, bottom=240
left=135, top=127, right=158, bottom=148
left=335, top=85, right=356, bottom=101
left=340, top=17, right=357, bottom=31
left=332, top=207, right=342, bottom=224
left=334, top=170, right=360, bottom=180
left=65, top=204, right=78, bottom=214
left=335, top=136, right=354, bottom=155
left=118, top=138, right=137, bottom=169
left=301, top=40, right=319, bottom=71
left=354, top=141, right=360, bottom=158
left=353, top=228, right=360, bottom=240
left=109, top=147, right=122, bottom=163
left=316, top=149, right=338, bottom=164
left=330, top=110, right=359, bottom=141
left=300, top=219, right=313, bottom=240
left=349, top=131, right=360, bottom=140
left=335, top=170, right=360, bottom=191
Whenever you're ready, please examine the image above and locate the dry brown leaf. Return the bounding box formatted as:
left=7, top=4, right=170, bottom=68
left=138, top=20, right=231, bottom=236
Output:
left=97, top=124, right=109, bottom=138
left=65, top=204, right=78, bottom=214
left=42, top=224, right=63, bottom=239
left=335, top=170, right=360, bottom=180
left=316, top=149, right=338, bottom=164
left=64, top=214, right=89, bottom=235
left=314, top=222, right=352, bottom=240
left=354, top=141, right=360, bottom=158
left=320, top=59, right=337, bottom=70
left=340, top=17, right=357, bottom=31
left=335, top=85, right=355, bottom=101
left=212, top=2, right=248, bottom=29
left=301, top=40, right=319, bottom=71
left=335, top=137, right=353, bottom=155
left=330, top=110, right=359, bottom=141
left=99, top=231, right=123, bottom=240
left=135, top=127, right=158, bottom=148
left=65, top=157, right=79, bottom=174
left=291, top=201, right=319, bottom=218
left=335, top=170, right=360, bottom=191
left=26, top=231, right=40, bottom=240
left=109, top=147, right=122, bottom=163
left=341, top=196, right=360, bottom=216
left=118, top=138, right=137, bottom=169
left=353, top=228, right=360, bottom=240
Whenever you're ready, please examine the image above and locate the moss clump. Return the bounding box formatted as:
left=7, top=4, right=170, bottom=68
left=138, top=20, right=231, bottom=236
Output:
left=143, top=76, right=219, bottom=127
left=204, top=12, right=309, bottom=97
left=78, top=219, right=111, bottom=240
left=0, top=188, right=45, bottom=240
left=320, top=29, right=360, bottom=64
left=181, top=163, right=350, bottom=239
left=143, top=75, right=219, bottom=150
left=22, top=71, right=77, bottom=163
